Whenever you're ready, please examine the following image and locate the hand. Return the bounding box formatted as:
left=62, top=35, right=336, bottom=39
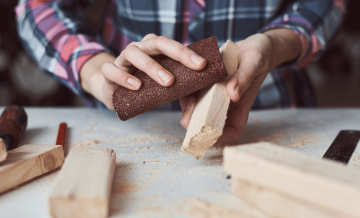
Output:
left=80, top=34, right=207, bottom=109
left=180, top=28, right=302, bottom=144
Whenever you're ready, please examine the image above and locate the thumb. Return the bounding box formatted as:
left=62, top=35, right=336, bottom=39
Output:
left=226, top=51, right=264, bottom=102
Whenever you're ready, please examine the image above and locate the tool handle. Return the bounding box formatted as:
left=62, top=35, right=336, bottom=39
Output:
left=56, top=122, right=67, bottom=152
left=0, top=105, right=28, bottom=150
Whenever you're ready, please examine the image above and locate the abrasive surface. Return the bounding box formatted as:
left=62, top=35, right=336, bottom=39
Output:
left=113, top=36, right=227, bottom=121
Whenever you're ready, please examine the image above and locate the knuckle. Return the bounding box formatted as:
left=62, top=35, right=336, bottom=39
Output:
left=144, top=59, right=157, bottom=70
left=101, top=62, right=111, bottom=72
left=145, top=33, right=157, bottom=38
left=128, top=41, right=138, bottom=47
left=177, top=46, right=191, bottom=58
left=124, top=44, right=137, bottom=54
left=154, top=35, right=170, bottom=49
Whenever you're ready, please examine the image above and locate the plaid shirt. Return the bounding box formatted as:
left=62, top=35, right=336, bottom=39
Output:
left=16, top=0, right=347, bottom=109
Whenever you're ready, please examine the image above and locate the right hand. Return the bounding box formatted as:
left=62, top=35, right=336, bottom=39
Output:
left=80, top=34, right=207, bottom=109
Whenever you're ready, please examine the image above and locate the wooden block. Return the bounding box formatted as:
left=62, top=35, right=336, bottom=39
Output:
left=224, top=142, right=360, bottom=218
left=0, top=144, right=64, bottom=194
left=49, top=147, right=116, bottom=218
left=181, top=40, right=239, bottom=159
left=232, top=178, right=336, bottom=218
left=0, top=138, right=7, bottom=162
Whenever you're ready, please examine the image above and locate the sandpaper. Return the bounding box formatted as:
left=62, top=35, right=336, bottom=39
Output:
left=113, top=36, right=227, bottom=121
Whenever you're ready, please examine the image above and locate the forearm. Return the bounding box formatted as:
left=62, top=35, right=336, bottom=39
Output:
left=263, top=28, right=302, bottom=69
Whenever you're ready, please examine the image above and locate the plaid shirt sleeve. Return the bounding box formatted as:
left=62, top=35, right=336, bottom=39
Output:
left=260, top=0, right=347, bottom=69
left=15, top=0, right=108, bottom=101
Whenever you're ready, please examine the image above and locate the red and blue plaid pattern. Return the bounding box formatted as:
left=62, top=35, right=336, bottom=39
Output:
left=16, top=0, right=347, bottom=108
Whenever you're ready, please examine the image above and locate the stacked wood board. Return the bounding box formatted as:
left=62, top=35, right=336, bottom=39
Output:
left=224, top=142, right=360, bottom=218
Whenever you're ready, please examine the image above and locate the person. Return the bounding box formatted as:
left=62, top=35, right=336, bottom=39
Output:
left=16, top=0, right=347, bottom=144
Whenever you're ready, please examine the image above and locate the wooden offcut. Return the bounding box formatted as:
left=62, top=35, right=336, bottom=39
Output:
left=224, top=142, right=360, bottom=218
left=49, top=147, right=116, bottom=218
left=0, top=144, right=64, bottom=194
left=0, top=138, right=6, bottom=162
left=232, top=178, right=336, bottom=218
left=181, top=40, right=239, bottom=159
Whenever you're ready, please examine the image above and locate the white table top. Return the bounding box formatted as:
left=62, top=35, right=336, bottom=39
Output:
left=1, top=108, right=360, bottom=218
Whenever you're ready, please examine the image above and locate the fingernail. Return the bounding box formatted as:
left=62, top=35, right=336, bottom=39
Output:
left=127, top=78, right=141, bottom=90
left=158, top=69, right=173, bottom=84
left=184, top=97, right=195, bottom=111
left=234, top=85, right=240, bottom=99
left=191, top=55, right=206, bottom=65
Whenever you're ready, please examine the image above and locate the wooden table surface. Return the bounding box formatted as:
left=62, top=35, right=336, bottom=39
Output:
left=0, top=107, right=359, bottom=218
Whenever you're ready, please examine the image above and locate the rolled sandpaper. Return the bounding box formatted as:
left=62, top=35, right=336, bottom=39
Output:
left=113, top=36, right=227, bottom=121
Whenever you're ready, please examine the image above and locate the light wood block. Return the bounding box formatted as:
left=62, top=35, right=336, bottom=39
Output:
left=0, top=138, right=7, bottom=162
left=224, top=142, right=360, bottom=218
left=0, top=144, right=64, bottom=193
left=49, top=147, right=116, bottom=218
left=232, top=178, right=336, bottom=218
left=181, top=40, right=239, bottom=159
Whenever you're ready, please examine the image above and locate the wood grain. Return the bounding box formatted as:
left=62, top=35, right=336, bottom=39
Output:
left=181, top=40, right=239, bottom=159
left=49, top=147, right=116, bottom=218
left=0, top=144, right=64, bottom=193
left=232, top=178, right=336, bottom=218
left=0, top=138, right=6, bottom=162
left=224, top=142, right=360, bottom=218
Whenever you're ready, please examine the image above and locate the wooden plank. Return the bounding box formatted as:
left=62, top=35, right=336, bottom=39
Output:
left=223, top=142, right=360, bottom=218
left=49, top=147, right=116, bottom=218
left=181, top=40, right=239, bottom=159
left=0, top=138, right=7, bottom=162
left=232, top=178, right=336, bottom=218
left=0, top=144, right=64, bottom=193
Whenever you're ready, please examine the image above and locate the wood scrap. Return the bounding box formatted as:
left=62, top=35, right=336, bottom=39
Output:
left=223, top=142, right=360, bottom=218
left=232, top=178, right=336, bottom=218
left=0, top=144, right=64, bottom=194
left=181, top=40, right=239, bottom=159
left=49, top=147, right=116, bottom=218
left=0, top=138, right=6, bottom=162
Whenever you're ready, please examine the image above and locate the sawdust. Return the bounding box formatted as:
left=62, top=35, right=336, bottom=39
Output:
left=351, top=153, right=360, bottom=167
left=245, top=132, right=321, bottom=148
left=187, top=198, right=251, bottom=218
left=70, top=139, right=100, bottom=148
left=289, top=134, right=322, bottom=147
left=113, top=182, right=141, bottom=195
left=248, top=119, right=262, bottom=124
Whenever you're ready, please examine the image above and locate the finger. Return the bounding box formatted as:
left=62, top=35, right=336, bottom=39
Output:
left=134, top=36, right=207, bottom=71
left=142, top=33, right=158, bottom=41
left=180, top=97, right=197, bottom=129
left=179, top=91, right=199, bottom=111
left=101, top=62, right=142, bottom=90
left=115, top=44, right=175, bottom=87
left=217, top=75, right=267, bottom=144
left=227, top=51, right=264, bottom=102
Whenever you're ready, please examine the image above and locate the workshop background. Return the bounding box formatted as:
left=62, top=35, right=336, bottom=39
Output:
left=0, top=0, right=359, bottom=107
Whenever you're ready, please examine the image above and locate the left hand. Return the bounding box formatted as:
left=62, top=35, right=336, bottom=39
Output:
left=179, top=28, right=302, bottom=144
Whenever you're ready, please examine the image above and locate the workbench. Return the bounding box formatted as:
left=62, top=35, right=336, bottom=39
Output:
left=0, top=108, right=359, bottom=218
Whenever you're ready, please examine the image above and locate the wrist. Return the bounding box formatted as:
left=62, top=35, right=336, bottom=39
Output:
left=263, top=28, right=302, bottom=67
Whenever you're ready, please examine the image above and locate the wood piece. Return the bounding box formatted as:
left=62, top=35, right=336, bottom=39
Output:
left=232, top=178, right=336, bottom=218
left=0, top=138, right=7, bottom=162
left=224, top=142, right=360, bottom=218
left=0, top=144, right=64, bottom=194
left=181, top=40, right=239, bottom=159
left=49, top=147, right=116, bottom=218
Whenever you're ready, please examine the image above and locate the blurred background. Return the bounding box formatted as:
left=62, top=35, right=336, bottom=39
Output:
left=0, top=0, right=359, bottom=107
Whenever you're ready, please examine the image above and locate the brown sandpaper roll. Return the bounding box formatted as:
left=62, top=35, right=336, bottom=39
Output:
left=113, top=36, right=227, bottom=121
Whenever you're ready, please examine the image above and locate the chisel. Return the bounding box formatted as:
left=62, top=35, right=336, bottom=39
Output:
left=0, top=105, right=28, bottom=162
left=322, top=130, right=360, bottom=164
